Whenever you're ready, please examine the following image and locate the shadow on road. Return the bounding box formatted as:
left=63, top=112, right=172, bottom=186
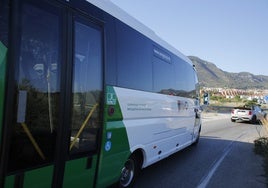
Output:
left=133, top=137, right=266, bottom=188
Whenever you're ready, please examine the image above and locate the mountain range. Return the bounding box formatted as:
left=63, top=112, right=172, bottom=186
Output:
left=189, top=56, right=268, bottom=90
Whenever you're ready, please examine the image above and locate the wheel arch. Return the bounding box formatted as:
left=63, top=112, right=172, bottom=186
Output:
left=130, top=148, right=145, bottom=169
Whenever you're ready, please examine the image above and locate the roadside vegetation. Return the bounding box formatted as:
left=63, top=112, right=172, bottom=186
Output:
left=209, top=95, right=245, bottom=106
left=254, top=117, right=268, bottom=184
left=209, top=95, right=268, bottom=108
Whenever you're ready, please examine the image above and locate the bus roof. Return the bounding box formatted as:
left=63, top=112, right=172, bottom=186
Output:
left=86, top=0, right=192, bottom=65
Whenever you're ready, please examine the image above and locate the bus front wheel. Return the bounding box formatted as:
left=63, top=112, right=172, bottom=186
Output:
left=119, top=154, right=141, bottom=187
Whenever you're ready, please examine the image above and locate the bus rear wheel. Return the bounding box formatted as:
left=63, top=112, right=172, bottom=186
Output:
left=119, top=154, right=140, bottom=187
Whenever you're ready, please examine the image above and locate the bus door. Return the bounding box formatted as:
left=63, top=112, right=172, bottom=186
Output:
left=1, top=0, right=103, bottom=187
left=63, top=14, right=103, bottom=188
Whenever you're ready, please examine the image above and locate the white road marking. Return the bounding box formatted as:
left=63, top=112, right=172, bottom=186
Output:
left=197, top=132, right=247, bottom=188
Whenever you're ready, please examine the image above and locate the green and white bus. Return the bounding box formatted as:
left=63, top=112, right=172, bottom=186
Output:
left=0, top=0, right=201, bottom=187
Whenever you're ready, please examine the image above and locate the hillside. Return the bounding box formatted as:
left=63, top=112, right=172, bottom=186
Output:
left=189, top=56, right=268, bottom=89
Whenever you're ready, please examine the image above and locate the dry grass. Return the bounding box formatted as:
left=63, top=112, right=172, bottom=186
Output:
left=261, top=116, right=268, bottom=134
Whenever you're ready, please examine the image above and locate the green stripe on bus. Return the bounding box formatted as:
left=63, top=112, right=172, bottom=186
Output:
left=23, top=166, right=53, bottom=188
left=5, top=166, right=54, bottom=188
left=4, top=175, right=14, bottom=188
left=105, top=85, right=123, bottom=121
left=97, top=121, right=131, bottom=187
left=63, top=157, right=98, bottom=188
left=96, top=86, right=131, bottom=187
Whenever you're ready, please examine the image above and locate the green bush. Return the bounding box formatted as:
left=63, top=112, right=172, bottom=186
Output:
left=254, top=137, right=268, bottom=156
left=245, top=100, right=258, bottom=107
left=254, top=137, right=268, bottom=185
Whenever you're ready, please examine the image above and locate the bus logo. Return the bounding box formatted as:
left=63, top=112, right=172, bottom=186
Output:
left=107, top=93, right=117, bottom=105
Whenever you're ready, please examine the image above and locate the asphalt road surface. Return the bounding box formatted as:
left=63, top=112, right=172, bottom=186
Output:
left=133, top=114, right=266, bottom=188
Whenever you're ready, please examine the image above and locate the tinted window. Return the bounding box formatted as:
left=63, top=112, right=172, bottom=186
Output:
left=194, top=70, right=200, bottom=99
left=153, top=56, right=176, bottom=94
left=70, top=20, right=102, bottom=155
left=117, top=23, right=152, bottom=91
left=8, top=3, right=61, bottom=172
left=174, top=59, right=196, bottom=98
left=115, top=22, right=196, bottom=98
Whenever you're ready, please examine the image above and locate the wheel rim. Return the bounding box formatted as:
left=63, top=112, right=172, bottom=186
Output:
left=120, top=159, right=135, bottom=187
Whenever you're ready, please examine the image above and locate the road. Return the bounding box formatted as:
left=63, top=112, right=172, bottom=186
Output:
left=133, top=114, right=266, bottom=188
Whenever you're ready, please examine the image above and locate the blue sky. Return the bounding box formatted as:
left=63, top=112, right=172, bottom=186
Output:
left=110, top=0, right=268, bottom=76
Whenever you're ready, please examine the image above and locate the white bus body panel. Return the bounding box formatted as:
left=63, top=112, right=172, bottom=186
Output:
left=114, top=87, right=198, bottom=168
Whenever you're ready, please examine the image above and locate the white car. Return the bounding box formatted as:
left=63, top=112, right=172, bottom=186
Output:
left=231, top=105, right=267, bottom=124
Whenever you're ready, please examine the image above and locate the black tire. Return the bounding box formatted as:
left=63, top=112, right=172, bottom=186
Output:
left=251, top=115, right=257, bottom=124
left=192, top=128, right=201, bottom=146
left=231, top=119, right=236, bottom=122
left=119, top=154, right=141, bottom=188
